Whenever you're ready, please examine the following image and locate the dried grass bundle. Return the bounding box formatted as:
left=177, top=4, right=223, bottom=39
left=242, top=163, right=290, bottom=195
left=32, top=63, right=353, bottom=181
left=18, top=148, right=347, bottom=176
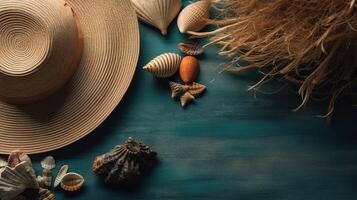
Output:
left=191, top=0, right=357, bottom=117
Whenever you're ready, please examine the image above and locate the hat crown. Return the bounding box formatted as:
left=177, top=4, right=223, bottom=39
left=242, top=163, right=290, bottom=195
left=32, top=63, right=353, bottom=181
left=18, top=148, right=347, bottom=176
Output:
left=0, top=0, right=82, bottom=104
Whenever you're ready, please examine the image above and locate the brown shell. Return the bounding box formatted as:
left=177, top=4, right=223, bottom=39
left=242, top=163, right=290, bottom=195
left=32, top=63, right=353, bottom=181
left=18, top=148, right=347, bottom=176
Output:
left=92, top=137, right=157, bottom=185
left=169, top=81, right=189, bottom=99
left=178, top=41, right=204, bottom=56
left=180, top=92, right=195, bottom=107
left=39, top=188, right=55, bottom=200
left=187, top=82, right=206, bottom=97
left=7, top=150, right=32, bottom=168
left=179, top=56, right=199, bottom=84
left=60, top=172, right=84, bottom=192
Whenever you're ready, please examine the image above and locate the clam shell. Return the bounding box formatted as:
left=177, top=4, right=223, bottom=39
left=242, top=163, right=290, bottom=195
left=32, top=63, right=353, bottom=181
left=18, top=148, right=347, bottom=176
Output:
left=7, top=150, right=32, bottom=168
left=188, top=82, right=206, bottom=97
left=39, top=188, right=55, bottom=200
left=180, top=92, right=195, bottom=107
left=169, top=81, right=189, bottom=99
left=41, top=156, right=56, bottom=170
left=179, top=56, right=200, bottom=84
left=178, top=41, right=204, bottom=56
left=177, top=0, right=211, bottom=33
left=54, top=165, right=69, bottom=188
left=0, top=161, right=39, bottom=200
left=143, top=53, right=182, bottom=78
left=131, top=0, right=182, bottom=35
left=60, top=172, right=84, bottom=192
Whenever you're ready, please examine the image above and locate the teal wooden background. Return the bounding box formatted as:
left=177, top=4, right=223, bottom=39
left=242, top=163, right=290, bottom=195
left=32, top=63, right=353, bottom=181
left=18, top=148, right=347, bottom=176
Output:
left=26, top=1, right=357, bottom=199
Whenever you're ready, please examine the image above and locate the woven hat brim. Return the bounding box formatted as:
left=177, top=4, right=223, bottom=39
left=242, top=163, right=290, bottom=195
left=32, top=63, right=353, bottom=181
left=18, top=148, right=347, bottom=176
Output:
left=0, top=0, right=140, bottom=154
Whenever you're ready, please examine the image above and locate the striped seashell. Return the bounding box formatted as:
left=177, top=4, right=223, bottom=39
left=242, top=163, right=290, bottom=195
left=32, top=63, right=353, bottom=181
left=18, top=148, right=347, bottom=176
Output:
left=177, top=0, right=211, bottom=33
left=41, top=156, right=55, bottom=170
left=178, top=41, right=204, bottom=56
left=180, top=92, right=195, bottom=107
left=54, top=165, right=69, bottom=188
left=60, top=172, right=84, bottom=192
left=143, top=53, right=182, bottom=78
left=188, top=82, right=206, bottom=97
left=131, top=0, right=182, bottom=35
left=38, top=188, right=55, bottom=200
left=169, top=82, right=189, bottom=99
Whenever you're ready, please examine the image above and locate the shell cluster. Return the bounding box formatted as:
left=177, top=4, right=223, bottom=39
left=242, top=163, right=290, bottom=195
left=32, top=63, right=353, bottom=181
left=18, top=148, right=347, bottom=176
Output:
left=169, top=81, right=206, bottom=107
left=37, top=156, right=56, bottom=188
left=92, top=137, right=157, bottom=185
left=131, top=0, right=182, bottom=35
left=177, top=0, right=211, bottom=33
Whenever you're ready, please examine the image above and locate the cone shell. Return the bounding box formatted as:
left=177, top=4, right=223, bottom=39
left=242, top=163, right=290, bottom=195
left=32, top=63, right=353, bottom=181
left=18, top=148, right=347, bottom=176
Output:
left=60, top=172, right=84, bottom=192
left=177, top=0, right=211, bottom=33
left=169, top=81, right=189, bottom=98
left=39, top=188, right=55, bottom=200
left=178, top=41, right=204, bottom=56
left=180, top=92, right=195, bottom=107
left=179, top=56, right=200, bottom=84
left=188, top=82, right=206, bottom=97
left=54, top=165, right=69, bottom=188
left=7, top=150, right=32, bottom=168
left=131, top=0, right=182, bottom=35
left=143, top=53, right=182, bottom=78
left=92, top=137, right=157, bottom=184
left=41, top=156, right=56, bottom=170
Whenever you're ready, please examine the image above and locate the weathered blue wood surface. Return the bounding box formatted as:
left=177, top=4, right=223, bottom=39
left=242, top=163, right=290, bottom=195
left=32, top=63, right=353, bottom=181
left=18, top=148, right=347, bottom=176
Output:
left=27, top=1, right=356, bottom=199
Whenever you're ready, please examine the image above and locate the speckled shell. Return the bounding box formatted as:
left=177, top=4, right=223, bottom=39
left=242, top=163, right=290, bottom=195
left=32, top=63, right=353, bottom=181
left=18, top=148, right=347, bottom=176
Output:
left=178, top=41, right=204, bottom=56
left=131, top=0, right=182, bottom=35
left=169, top=81, right=189, bottom=98
left=7, top=150, right=32, bottom=168
left=0, top=161, right=39, bottom=200
left=179, top=56, right=200, bottom=84
left=92, top=137, right=157, bottom=184
left=60, top=173, right=84, bottom=192
left=143, top=53, right=182, bottom=78
left=39, top=188, right=55, bottom=200
left=188, top=82, right=206, bottom=97
left=41, top=156, right=56, bottom=170
left=180, top=92, right=195, bottom=107
left=54, top=165, right=69, bottom=188
left=177, top=0, right=211, bottom=33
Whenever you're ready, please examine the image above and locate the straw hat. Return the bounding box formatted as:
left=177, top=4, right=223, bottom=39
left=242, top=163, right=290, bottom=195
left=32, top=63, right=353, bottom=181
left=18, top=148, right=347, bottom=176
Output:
left=0, top=0, right=140, bottom=154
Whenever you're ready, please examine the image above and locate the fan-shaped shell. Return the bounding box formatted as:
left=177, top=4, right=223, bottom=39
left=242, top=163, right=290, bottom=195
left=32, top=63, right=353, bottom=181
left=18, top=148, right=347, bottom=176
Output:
left=143, top=53, right=182, bottom=78
left=177, top=0, right=211, bottom=33
left=0, top=161, right=39, bottom=200
left=180, top=92, right=195, bottom=107
left=7, top=151, right=32, bottom=168
left=178, top=41, right=204, bottom=56
left=169, top=81, right=189, bottom=98
left=60, top=172, right=84, bottom=192
left=92, top=137, right=157, bottom=184
left=39, top=188, right=55, bottom=200
left=54, top=165, right=69, bottom=188
left=188, top=82, right=206, bottom=97
left=41, top=156, right=56, bottom=170
left=131, top=0, right=182, bottom=35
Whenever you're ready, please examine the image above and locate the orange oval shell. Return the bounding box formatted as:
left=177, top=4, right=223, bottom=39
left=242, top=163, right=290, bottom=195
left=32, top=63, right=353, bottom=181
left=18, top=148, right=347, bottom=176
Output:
left=179, top=56, right=199, bottom=84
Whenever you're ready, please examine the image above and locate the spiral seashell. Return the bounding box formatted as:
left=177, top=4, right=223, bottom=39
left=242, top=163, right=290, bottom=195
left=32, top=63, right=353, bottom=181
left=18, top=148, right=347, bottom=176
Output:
left=180, top=92, right=195, bottom=107
left=40, top=156, right=56, bottom=170
left=178, top=41, right=204, bottom=56
left=188, top=82, right=206, bottom=97
left=143, top=53, right=182, bottom=78
left=38, top=188, right=55, bottom=200
left=92, top=137, right=157, bottom=185
left=177, top=0, right=211, bottom=33
left=60, top=172, right=84, bottom=192
left=54, top=165, right=69, bottom=188
left=7, top=150, right=32, bottom=168
left=169, top=81, right=189, bottom=99
left=131, top=0, right=182, bottom=35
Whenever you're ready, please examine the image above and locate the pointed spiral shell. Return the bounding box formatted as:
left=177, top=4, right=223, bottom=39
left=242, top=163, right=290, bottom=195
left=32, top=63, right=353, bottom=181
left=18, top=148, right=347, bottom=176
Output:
left=169, top=82, right=189, bottom=98
left=177, top=0, right=211, bottom=33
left=143, top=53, right=182, bottom=78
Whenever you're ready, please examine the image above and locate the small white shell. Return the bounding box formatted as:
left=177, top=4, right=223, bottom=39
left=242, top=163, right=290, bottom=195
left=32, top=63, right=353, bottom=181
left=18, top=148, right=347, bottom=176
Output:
left=131, top=0, right=182, bottom=35
left=180, top=92, right=195, bottom=107
left=60, top=172, right=84, bottom=192
left=177, top=0, right=211, bottom=33
left=54, top=165, right=69, bottom=188
left=143, top=53, right=182, bottom=78
left=41, top=156, right=55, bottom=170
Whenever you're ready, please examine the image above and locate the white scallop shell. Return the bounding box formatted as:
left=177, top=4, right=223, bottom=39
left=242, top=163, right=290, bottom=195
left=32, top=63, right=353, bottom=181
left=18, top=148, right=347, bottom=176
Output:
left=180, top=92, right=195, bottom=107
left=54, top=165, right=69, bottom=188
left=131, top=0, right=182, bottom=35
left=60, top=172, right=84, bottom=192
left=177, top=0, right=211, bottom=33
left=143, top=53, right=182, bottom=78
left=0, top=161, right=39, bottom=200
left=40, top=156, right=55, bottom=170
